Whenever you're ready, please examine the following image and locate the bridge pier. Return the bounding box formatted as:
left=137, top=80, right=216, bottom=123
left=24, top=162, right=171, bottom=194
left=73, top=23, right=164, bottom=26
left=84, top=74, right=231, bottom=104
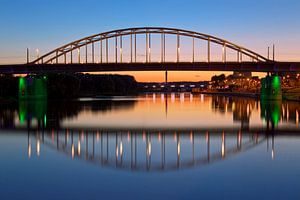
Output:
left=260, top=99, right=281, bottom=131
left=165, top=70, right=168, bottom=84
left=260, top=74, right=282, bottom=100
left=19, top=75, right=47, bottom=100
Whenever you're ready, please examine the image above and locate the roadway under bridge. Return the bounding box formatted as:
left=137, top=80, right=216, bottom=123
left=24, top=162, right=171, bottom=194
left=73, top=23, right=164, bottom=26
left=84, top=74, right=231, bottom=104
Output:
left=1, top=62, right=300, bottom=74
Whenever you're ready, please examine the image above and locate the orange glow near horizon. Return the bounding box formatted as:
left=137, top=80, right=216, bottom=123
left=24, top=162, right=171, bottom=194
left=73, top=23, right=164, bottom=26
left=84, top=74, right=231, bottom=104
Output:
left=94, top=71, right=267, bottom=82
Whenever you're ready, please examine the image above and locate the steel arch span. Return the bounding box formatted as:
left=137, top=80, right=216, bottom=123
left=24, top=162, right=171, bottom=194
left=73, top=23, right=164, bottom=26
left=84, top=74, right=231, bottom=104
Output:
left=31, top=27, right=269, bottom=65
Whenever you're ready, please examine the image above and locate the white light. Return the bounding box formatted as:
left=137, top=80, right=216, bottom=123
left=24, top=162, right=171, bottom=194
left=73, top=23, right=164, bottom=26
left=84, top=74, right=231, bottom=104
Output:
left=78, top=141, right=81, bottom=156
left=36, top=140, right=40, bottom=156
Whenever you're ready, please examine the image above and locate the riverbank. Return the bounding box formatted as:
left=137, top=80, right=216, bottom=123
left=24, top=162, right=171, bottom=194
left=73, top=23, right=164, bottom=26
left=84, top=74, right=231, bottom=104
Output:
left=196, top=91, right=300, bottom=102
left=194, top=91, right=260, bottom=99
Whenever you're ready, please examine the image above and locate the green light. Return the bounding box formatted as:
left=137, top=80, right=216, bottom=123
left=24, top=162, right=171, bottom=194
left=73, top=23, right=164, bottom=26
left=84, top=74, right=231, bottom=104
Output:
left=44, top=114, right=47, bottom=126
left=19, top=111, right=25, bottom=124
left=272, top=76, right=281, bottom=90
left=19, top=77, right=26, bottom=99
left=260, top=75, right=282, bottom=100
left=271, top=111, right=280, bottom=125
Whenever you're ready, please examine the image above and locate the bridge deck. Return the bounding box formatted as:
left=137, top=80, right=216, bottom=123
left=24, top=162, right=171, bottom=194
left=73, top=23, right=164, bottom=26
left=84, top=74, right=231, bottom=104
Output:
left=0, top=62, right=300, bottom=74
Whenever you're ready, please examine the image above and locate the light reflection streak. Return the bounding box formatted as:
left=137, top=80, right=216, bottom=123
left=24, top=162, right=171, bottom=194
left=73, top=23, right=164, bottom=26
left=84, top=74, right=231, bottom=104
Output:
left=25, top=129, right=268, bottom=171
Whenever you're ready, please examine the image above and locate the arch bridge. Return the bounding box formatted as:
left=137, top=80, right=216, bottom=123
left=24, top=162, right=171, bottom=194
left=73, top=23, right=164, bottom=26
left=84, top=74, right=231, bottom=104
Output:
left=1, top=27, right=300, bottom=74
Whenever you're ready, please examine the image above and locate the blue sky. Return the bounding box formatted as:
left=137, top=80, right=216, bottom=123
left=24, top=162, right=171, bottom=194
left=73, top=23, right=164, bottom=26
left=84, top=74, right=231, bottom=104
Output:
left=0, top=0, right=300, bottom=64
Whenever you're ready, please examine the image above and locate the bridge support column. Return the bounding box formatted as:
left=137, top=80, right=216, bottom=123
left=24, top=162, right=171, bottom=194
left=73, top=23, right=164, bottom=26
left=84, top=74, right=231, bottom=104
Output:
left=260, top=74, right=282, bottom=100
left=165, top=70, right=168, bottom=85
left=260, top=99, right=281, bottom=131
left=19, top=75, right=47, bottom=100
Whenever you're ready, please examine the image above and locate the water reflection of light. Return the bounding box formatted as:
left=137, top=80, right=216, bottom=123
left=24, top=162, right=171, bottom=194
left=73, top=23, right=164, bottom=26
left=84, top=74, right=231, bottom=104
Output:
left=152, top=93, right=156, bottom=103
left=180, top=93, right=185, bottom=103
left=127, top=132, right=130, bottom=142
left=238, top=131, right=242, bottom=148
left=171, top=93, right=175, bottom=103
left=81, top=132, right=84, bottom=141
left=36, top=139, right=40, bottom=156
left=161, top=93, right=165, bottom=102
left=28, top=140, right=31, bottom=158
left=247, top=104, right=250, bottom=116
left=221, top=132, right=225, bottom=158
left=177, top=141, right=181, bottom=156
left=190, top=94, right=193, bottom=102
left=287, top=104, right=289, bottom=121
left=206, top=131, right=209, bottom=143
left=200, top=94, right=204, bottom=103
left=147, top=141, right=151, bottom=156
left=71, top=144, right=74, bottom=159
left=96, top=132, right=100, bottom=141
left=28, top=129, right=270, bottom=172
left=78, top=140, right=81, bottom=156
left=296, top=110, right=299, bottom=126
left=272, top=136, right=275, bottom=160
left=120, top=142, right=123, bottom=157
left=232, top=102, right=236, bottom=112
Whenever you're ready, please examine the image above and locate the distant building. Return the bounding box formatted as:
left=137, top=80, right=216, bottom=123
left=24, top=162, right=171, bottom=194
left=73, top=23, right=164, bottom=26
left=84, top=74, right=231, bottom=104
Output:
left=233, top=72, right=252, bottom=78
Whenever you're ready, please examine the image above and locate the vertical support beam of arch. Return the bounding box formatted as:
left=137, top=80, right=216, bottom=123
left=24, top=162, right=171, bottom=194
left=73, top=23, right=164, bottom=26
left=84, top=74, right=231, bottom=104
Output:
left=100, top=38, right=103, bottom=63
left=192, top=37, right=195, bottom=63
left=161, top=32, right=164, bottom=63
left=163, top=33, right=166, bottom=63
left=70, top=48, right=73, bottom=64
left=240, top=51, right=243, bottom=62
left=85, top=43, right=88, bottom=64
left=115, top=35, right=118, bottom=63
left=134, top=32, right=137, bottom=63
left=207, top=38, right=211, bottom=63
left=237, top=50, right=240, bottom=62
left=149, top=33, right=151, bottom=62
left=146, top=32, right=149, bottom=63
left=26, top=48, right=29, bottom=64
left=106, top=38, right=108, bottom=63
left=92, top=42, right=95, bottom=63
left=177, top=33, right=180, bottom=63
left=56, top=51, right=58, bottom=64
left=64, top=53, right=66, bottom=64
left=130, top=33, right=133, bottom=63
left=222, top=43, right=226, bottom=63
left=273, top=44, right=275, bottom=61
left=120, top=35, right=123, bottom=63
left=78, top=48, right=80, bottom=63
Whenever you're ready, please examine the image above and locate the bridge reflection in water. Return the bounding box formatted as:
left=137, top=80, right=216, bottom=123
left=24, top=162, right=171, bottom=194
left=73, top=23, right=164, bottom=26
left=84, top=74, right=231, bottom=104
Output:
left=4, top=94, right=299, bottom=131
left=27, top=130, right=270, bottom=171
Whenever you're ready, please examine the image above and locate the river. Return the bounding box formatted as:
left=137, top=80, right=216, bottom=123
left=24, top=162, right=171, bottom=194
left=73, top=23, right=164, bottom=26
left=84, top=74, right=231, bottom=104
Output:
left=0, top=93, right=300, bottom=199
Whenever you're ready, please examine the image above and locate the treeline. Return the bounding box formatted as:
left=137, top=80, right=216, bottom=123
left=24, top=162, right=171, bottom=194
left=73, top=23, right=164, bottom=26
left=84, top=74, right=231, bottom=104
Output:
left=0, top=75, right=18, bottom=98
left=76, top=74, right=138, bottom=97
left=47, top=73, right=138, bottom=98
left=0, top=73, right=138, bottom=99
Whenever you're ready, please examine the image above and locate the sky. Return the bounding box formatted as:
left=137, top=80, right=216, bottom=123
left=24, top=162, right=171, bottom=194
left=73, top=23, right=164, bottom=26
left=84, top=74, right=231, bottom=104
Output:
left=0, top=0, right=300, bottom=82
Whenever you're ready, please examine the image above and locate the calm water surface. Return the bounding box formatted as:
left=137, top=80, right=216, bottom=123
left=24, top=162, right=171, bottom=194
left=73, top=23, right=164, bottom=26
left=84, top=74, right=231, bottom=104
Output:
left=1, top=93, right=300, bottom=199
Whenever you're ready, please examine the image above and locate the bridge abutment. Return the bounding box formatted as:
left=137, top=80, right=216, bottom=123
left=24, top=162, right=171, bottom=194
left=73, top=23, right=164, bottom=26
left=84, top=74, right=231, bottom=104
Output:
left=19, top=75, right=47, bottom=100
left=260, top=74, right=282, bottom=100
